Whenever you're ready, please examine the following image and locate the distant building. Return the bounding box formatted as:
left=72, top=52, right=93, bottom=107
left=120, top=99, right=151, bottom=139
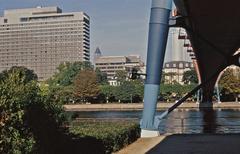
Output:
left=94, top=47, right=102, bottom=63
left=94, top=48, right=144, bottom=85
left=166, top=28, right=192, bottom=62
left=163, top=61, right=194, bottom=85
left=0, top=6, right=90, bottom=80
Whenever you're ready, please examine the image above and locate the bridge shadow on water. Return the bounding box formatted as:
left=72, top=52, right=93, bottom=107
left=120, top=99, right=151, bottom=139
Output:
left=201, top=109, right=217, bottom=133
left=148, top=109, right=240, bottom=154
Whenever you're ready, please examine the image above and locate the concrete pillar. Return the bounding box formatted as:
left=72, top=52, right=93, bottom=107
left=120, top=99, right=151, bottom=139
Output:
left=199, top=79, right=217, bottom=109
left=141, top=0, right=172, bottom=137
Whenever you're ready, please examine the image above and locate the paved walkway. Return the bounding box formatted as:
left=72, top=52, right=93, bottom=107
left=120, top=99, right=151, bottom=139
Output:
left=116, top=136, right=166, bottom=154
left=64, top=102, right=240, bottom=111
left=117, top=134, right=240, bottom=154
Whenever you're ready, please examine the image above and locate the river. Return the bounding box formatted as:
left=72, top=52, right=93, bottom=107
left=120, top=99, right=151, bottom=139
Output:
left=71, top=109, right=240, bottom=134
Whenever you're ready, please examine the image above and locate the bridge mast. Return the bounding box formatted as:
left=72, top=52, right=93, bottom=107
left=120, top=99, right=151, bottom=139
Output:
left=141, top=0, right=172, bottom=137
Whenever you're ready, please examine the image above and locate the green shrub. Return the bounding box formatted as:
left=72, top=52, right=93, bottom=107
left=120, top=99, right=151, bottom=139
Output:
left=0, top=66, right=66, bottom=153
left=69, top=121, right=140, bottom=153
left=0, top=67, right=39, bottom=153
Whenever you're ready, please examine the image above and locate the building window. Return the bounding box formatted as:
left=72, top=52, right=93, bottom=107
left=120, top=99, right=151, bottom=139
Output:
left=179, top=63, right=183, bottom=68
left=20, top=18, right=28, bottom=22
left=4, top=19, right=8, bottom=23
left=83, top=18, right=90, bottom=24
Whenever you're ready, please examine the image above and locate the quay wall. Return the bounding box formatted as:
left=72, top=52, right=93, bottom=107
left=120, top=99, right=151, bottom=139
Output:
left=64, top=102, right=240, bottom=111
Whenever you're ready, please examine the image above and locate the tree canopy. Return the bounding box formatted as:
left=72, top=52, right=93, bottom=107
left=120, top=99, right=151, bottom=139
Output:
left=95, top=68, right=108, bottom=85
left=47, top=61, right=93, bottom=87
left=160, top=83, right=196, bottom=101
left=0, top=66, right=38, bottom=83
left=0, top=67, right=39, bottom=153
left=115, top=70, right=128, bottom=84
left=219, top=68, right=240, bottom=101
left=74, top=70, right=100, bottom=102
left=182, top=69, right=198, bottom=84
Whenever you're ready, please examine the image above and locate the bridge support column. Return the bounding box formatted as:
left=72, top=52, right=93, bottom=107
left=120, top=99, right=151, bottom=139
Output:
left=199, top=78, right=217, bottom=109
left=141, top=0, right=172, bottom=137
left=216, top=83, right=221, bottom=103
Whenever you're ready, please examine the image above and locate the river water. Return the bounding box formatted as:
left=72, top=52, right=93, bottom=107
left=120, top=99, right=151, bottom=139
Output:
left=72, top=109, right=240, bottom=134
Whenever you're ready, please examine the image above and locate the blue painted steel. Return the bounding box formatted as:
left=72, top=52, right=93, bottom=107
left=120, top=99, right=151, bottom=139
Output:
left=141, top=0, right=172, bottom=130
left=146, top=0, right=172, bottom=85
left=141, top=84, right=160, bottom=130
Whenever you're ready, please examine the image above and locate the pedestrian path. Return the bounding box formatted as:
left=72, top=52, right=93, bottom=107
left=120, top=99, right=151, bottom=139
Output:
left=116, top=136, right=166, bottom=154
left=117, top=134, right=240, bottom=154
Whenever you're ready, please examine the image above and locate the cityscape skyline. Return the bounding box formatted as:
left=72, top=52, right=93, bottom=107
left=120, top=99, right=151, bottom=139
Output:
left=0, top=0, right=150, bottom=63
left=0, top=0, right=189, bottom=63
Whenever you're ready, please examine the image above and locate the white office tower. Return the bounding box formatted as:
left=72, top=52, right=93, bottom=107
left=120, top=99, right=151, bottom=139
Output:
left=166, top=28, right=191, bottom=62
left=0, top=6, right=90, bottom=80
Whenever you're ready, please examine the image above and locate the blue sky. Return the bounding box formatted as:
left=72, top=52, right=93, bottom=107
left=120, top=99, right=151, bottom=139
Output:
left=0, top=0, right=173, bottom=62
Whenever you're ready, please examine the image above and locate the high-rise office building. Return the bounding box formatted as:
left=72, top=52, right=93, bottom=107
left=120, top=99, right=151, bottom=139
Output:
left=0, top=6, right=90, bottom=80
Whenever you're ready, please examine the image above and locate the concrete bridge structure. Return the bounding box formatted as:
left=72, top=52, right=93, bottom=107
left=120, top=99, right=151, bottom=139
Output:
left=141, top=0, right=240, bottom=137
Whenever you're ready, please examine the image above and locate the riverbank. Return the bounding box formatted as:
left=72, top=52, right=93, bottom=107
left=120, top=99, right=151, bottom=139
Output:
left=64, top=102, right=240, bottom=111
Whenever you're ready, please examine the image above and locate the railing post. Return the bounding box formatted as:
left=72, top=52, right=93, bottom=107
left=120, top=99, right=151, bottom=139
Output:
left=141, top=0, right=172, bottom=137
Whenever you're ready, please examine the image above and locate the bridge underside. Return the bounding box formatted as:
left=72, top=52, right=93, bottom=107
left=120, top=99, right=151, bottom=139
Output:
left=141, top=0, right=240, bottom=135
left=174, top=0, right=240, bottom=106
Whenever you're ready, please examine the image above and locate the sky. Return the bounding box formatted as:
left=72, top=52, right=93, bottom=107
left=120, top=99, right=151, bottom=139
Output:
left=0, top=0, right=176, bottom=63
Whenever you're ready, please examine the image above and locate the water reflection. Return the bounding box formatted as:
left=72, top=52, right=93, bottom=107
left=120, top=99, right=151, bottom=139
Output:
left=201, top=109, right=217, bottom=133
left=73, top=109, right=240, bottom=134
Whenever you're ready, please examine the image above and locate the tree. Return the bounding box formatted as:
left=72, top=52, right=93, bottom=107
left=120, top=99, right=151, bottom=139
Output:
left=219, top=68, right=240, bottom=102
left=48, top=61, right=93, bottom=87
left=161, top=72, right=166, bottom=84
left=115, top=70, right=128, bottom=84
left=46, top=85, right=74, bottom=104
left=114, top=80, right=144, bottom=103
left=134, top=80, right=144, bottom=101
left=100, top=85, right=117, bottom=103
left=0, top=67, right=39, bottom=153
left=182, top=69, right=198, bottom=84
left=114, top=81, right=135, bottom=103
left=74, top=70, right=100, bottom=102
left=46, top=62, right=94, bottom=104
left=95, top=68, right=108, bottom=85
left=0, top=66, right=38, bottom=82
left=160, top=83, right=196, bottom=101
